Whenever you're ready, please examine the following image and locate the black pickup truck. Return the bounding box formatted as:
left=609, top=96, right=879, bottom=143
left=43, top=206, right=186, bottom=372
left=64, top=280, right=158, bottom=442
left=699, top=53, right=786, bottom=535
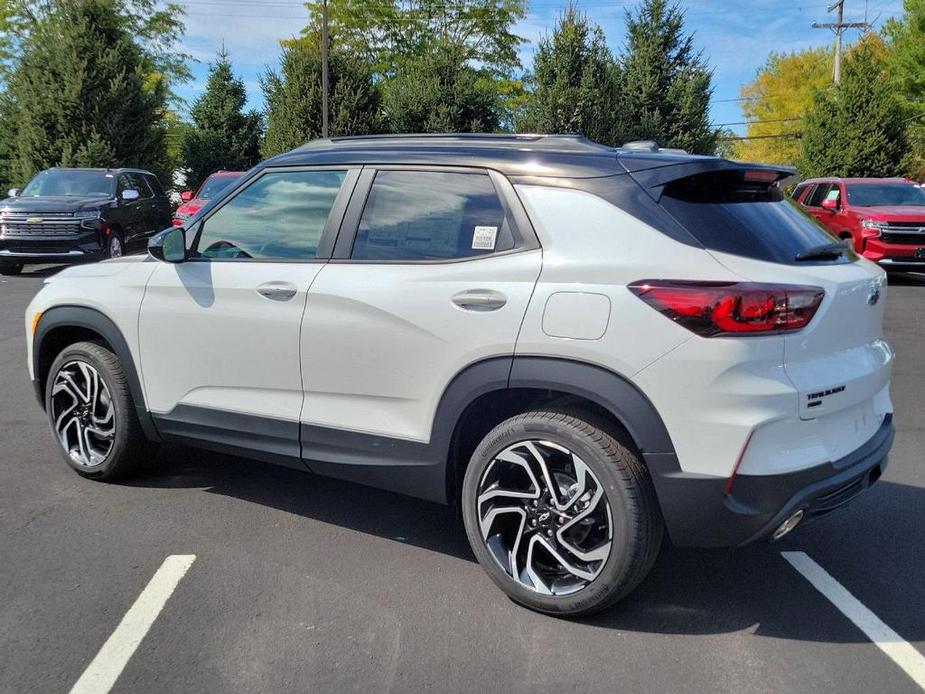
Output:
left=0, top=167, right=172, bottom=275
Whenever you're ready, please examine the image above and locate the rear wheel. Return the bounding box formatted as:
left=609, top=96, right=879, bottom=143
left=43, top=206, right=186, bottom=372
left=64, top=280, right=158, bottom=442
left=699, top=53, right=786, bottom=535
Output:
left=0, top=262, right=23, bottom=275
left=46, top=341, right=156, bottom=480
left=461, top=410, right=663, bottom=616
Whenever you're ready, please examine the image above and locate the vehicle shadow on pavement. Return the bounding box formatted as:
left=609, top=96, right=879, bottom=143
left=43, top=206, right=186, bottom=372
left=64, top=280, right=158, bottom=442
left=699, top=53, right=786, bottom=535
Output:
left=129, top=446, right=924, bottom=643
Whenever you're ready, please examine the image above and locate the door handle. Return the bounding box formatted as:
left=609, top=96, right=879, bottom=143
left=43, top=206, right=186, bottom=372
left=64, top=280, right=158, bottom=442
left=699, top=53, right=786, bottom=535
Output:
left=452, top=289, right=507, bottom=312
left=257, top=281, right=298, bottom=301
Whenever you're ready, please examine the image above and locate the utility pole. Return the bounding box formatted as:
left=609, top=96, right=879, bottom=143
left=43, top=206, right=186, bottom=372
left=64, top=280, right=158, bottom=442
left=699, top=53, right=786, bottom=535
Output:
left=321, top=0, right=329, bottom=138
left=812, top=0, right=871, bottom=84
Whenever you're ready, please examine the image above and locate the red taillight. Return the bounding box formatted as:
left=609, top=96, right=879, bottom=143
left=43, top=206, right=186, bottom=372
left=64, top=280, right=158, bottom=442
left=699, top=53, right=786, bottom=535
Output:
left=628, top=281, right=824, bottom=337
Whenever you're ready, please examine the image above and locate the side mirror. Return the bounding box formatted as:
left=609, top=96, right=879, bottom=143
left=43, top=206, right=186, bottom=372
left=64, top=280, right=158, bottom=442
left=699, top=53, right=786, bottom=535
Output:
left=148, top=226, right=186, bottom=263
left=121, top=189, right=140, bottom=202
left=821, top=197, right=839, bottom=212
left=180, top=190, right=193, bottom=202
left=7, top=188, right=20, bottom=198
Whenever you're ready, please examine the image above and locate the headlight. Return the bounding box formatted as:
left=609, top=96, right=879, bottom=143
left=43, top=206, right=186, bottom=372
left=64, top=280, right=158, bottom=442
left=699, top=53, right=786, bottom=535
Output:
left=74, top=209, right=101, bottom=229
left=860, top=219, right=883, bottom=237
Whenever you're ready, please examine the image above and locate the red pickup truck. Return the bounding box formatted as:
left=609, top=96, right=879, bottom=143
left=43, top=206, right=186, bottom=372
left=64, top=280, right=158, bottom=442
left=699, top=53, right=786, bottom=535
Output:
left=793, top=177, right=925, bottom=271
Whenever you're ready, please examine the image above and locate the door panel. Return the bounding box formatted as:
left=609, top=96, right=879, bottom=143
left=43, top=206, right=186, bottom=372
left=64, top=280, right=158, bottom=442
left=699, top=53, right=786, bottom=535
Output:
left=139, top=261, right=322, bottom=422
left=301, top=251, right=542, bottom=442
left=137, top=167, right=356, bottom=452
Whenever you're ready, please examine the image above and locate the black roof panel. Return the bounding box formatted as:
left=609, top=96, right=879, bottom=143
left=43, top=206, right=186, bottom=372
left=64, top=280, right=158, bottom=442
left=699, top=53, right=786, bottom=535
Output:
left=260, top=133, right=787, bottom=180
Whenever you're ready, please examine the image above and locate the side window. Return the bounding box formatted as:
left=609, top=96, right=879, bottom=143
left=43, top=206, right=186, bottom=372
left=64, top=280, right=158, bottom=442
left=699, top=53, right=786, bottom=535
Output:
left=132, top=174, right=153, bottom=199
left=791, top=182, right=809, bottom=201
left=144, top=174, right=165, bottom=198
left=805, top=183, right=832, bottom=207
left=194, top=169, right=346, bottom=260
left=351, top=170, right=514, bottom=261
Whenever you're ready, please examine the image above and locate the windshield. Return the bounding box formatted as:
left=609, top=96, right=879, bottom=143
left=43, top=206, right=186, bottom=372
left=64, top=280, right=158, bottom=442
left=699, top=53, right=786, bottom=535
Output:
left=197, top=175, right=241, bottom=200
left=21, top=170, right=114, bottom=197
left=846, top=183, right=925, bottom=207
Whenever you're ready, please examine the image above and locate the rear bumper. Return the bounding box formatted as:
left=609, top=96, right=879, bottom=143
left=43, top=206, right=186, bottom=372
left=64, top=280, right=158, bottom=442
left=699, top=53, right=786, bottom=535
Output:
left=648, top=414, right=894, bottom=547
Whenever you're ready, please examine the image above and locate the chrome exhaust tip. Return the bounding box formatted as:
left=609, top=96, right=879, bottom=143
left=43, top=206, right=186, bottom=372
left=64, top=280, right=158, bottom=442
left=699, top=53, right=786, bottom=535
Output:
left=771, top=509, right=805, bottom=541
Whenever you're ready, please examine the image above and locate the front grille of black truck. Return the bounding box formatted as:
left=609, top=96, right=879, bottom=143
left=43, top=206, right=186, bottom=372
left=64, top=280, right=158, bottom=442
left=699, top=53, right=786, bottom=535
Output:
left=0, top=213, right=83, bottom=236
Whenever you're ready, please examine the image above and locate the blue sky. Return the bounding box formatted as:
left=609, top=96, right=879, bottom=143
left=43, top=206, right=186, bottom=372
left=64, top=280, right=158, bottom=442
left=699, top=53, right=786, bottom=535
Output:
left=174, top=0, right=906, bottom=136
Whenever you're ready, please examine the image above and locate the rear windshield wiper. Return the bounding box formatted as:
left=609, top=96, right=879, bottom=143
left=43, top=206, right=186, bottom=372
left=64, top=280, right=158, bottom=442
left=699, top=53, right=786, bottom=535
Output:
left=795, top=241, right=850, bottom=261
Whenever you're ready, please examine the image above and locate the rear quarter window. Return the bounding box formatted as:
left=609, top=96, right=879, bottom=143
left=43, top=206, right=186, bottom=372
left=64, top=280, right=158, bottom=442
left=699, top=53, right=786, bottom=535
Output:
left=658, top=171, right=850, bottom=265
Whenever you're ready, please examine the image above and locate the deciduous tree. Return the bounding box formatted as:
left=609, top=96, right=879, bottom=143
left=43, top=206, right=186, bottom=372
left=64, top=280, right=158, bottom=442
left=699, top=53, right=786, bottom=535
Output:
left=732, top=47, right=832, bottom=165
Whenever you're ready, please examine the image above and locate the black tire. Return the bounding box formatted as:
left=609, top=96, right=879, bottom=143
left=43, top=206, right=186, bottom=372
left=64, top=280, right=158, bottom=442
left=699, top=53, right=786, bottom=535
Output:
left=0, top=262, right=23, bottom=276
left=461, top=409, right=664, bottom=617
left=106, top=231, right=124, bottom=259
left=45, top=341, right=156, bottom=480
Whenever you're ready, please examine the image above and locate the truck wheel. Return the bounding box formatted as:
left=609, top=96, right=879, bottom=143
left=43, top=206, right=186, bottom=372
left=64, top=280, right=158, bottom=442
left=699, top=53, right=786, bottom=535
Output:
left=461, top=410, right=664, bottom=617
left=107, top=233, right=124, bottom=258
left=0, top=262, right=23, bottom=275
left=45, top=341, right=157, bottom=480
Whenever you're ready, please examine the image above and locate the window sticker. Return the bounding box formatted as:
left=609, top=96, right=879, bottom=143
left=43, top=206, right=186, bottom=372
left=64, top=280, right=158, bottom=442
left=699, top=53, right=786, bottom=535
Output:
left=825, top=189, right=839, bottom=201
left=472, top=225, right=498, bottom=250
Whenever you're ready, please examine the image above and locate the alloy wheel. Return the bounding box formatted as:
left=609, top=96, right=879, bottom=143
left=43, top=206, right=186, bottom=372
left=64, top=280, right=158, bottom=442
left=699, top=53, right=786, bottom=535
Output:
left=50, top=361, right=116, bottom=467
left=475, top=439, right=613, bottom=596
left=109, top=235, right=122, bottom=258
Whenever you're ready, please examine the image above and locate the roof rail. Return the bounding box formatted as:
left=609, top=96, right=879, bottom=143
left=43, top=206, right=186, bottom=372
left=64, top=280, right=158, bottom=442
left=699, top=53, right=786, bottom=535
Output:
left=620, top=140, right=689, bottom=155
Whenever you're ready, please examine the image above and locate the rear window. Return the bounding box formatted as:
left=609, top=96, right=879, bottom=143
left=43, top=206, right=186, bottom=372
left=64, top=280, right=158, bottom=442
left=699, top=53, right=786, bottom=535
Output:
left=658, top=171, right=851, bottom=265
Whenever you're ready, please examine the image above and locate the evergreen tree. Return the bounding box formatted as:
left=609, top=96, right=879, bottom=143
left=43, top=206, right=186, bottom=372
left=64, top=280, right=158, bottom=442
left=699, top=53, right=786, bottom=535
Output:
left=180, top=49, right=262, bottom=190
left=261, top=38, right=382, bottom=157
left=4, top=0, right=169, bottom=185
left=799, top=38, right=909, bottom=178
left=516, top=6, right=618, bottom=144
left=616, top=0, right=716, bottom=153
left=383, top=43, right=499, bottom=133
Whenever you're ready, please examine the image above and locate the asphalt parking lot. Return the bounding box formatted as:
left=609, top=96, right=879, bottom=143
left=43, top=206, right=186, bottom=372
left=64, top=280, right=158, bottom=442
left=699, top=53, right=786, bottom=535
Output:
left=1, top=266, right=923, bottom=694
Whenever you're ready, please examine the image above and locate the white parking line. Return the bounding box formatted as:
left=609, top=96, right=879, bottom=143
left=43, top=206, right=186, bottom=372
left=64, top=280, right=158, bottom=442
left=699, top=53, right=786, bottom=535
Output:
left=69, top=555, right=196, bottom=694
left=782, top=551, right=925, bottom=690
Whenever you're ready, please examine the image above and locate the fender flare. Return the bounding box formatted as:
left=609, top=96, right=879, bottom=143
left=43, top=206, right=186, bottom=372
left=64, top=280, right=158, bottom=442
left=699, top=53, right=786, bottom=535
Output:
left=33, top=305, right=160, bottom=441
left=301, top=356, right=681, bottom=506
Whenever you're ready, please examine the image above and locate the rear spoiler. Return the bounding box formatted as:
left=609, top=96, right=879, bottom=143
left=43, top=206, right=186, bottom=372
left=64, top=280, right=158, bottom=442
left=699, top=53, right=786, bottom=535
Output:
left=617, top=155, right=796, bottom=191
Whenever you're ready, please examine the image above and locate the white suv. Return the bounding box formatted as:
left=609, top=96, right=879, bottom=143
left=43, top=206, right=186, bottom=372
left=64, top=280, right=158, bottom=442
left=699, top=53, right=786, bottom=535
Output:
left=25, top=135, right=894, bottom=616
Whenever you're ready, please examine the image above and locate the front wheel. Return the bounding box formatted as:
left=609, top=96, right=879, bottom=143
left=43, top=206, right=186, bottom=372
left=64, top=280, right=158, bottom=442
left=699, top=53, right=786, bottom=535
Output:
left=462, top=410, right=664, bottom=617
left=106, top=232, right=124, bottom=258
left=0, top=262, right=23, bottom=275
left=46, top=341, right=156, bottom=480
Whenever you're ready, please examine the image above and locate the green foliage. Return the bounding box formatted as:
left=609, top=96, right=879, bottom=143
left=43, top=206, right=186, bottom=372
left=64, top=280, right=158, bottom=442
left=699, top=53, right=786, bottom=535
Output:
left=3, top=0, right=170, bottom=185
left=616, top=0, right=717, bottom=153
left=383, top=43, right=499, bottom=133
left=180, top=50, right=262, bottom=190
left=799, top=39, right=909, bottom=178
left=262, top=37, right=382, bottom=157
left=732, top=47, right=832, bottom=165
left=301, top=0, right=527, bottom=78
left=516, top=7, right=619, bottom=144
left=0, top=0, right=189, bottom=103
left=883, top=0, right=925, bottom=179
